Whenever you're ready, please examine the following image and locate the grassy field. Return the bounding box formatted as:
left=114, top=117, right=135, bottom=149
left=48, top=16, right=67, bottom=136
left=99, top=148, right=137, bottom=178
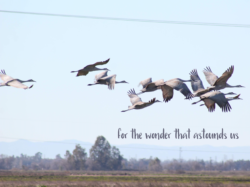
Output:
left=0, top=170, right=250, bottom=187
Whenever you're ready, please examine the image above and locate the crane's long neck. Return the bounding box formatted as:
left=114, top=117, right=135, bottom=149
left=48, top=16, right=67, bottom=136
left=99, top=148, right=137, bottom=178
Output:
left=192, top=99, right=202, bottom=105
left=226, top=83, right=241, bottom=88
left=121, top=109, right=131, bottom=112
left=226, top=98, right=236, bottom=101
left=20, top=80, right=30, bottom=83
left=15, top=79, right=33, bottom=83
left=226, top=96, right=241, bottom=101
left=115, top=81, right=123, bottom=84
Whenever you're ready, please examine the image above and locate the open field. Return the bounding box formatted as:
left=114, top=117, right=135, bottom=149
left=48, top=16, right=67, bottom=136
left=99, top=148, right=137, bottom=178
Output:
left=0, top=170, right=250, bottom=187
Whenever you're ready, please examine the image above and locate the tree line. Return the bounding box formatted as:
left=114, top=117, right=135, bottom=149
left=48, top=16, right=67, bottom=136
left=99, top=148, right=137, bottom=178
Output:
left=0, top=136, right=249, bottom=171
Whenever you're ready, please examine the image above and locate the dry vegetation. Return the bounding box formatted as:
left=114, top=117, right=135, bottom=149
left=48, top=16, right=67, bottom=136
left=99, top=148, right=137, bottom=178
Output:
left=0, top=170, right=250, bottom=187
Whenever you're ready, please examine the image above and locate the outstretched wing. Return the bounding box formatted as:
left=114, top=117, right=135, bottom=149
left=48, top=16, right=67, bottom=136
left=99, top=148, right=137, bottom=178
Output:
left=144, top=98, right=157, bottom=105
left=213, top=66, right=234, bottom=86
left=0, top=70, right=14, bottom=83
left=138, top=78, right=152, bottom=88
left=208, top=92, right=232, bottom=112
left=138, top=98, right=157, bottom=108
left=7, top=80, right=28, bottom=89
left=107, top=74, right=116, bottom=90
left=160, top=84, right=174, bottom=102
left=84, top=58, right=110, bottom=69
left=203, top=67, right=218, bottom=86
left=127, top=88, right=142, bottom=105
left=166, top=80, right=193, bottom=99
left=190, top=69, right=205, bottom=92
left=95, top=70, right=109, bottom=82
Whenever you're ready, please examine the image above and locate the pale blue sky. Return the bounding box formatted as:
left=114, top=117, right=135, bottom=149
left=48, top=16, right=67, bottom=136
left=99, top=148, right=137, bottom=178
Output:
left=0, top=0, right=249, bottom=148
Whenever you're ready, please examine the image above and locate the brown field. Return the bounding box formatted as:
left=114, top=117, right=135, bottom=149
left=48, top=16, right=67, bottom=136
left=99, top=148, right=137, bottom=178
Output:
left=0, top=170, right=250, bottom=187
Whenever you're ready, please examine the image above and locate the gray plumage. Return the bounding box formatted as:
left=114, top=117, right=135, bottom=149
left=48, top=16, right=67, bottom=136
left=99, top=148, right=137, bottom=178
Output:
left=121, top=89, right=160, bottom=112
left=71, top=58, right=110, bottom=77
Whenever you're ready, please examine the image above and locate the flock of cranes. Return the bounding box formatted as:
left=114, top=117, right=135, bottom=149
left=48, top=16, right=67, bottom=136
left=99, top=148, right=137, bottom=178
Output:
left=0, top=58, right=244, bottom=113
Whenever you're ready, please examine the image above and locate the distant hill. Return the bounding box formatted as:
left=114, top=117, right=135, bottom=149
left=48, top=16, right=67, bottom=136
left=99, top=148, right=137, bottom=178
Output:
left=0, top=140, right=249, bottom=161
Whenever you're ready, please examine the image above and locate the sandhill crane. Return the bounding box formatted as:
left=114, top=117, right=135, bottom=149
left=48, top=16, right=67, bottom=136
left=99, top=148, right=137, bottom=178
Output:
left=188, top=69, right=211, bottom=99
left=71, top=58, right=110, bottom=77
left=192, top=91, right=239, bottom=112
left=0, top=70, right=35, bottom=89
left=160, top=78, right=193, bottom=102
left=137, top=78, right=164, bottom=94
left=88, top=72, right=128, bottom=90
left=199, top=94, right=242, bottom=112
left=203, top=66, right=244, bottom=91
left=121, top=89, right=160, bottom=112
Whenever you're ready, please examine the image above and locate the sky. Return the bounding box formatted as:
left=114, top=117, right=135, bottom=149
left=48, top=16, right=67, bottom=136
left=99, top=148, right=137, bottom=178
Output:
left=0, top=0, right=249, bottom=152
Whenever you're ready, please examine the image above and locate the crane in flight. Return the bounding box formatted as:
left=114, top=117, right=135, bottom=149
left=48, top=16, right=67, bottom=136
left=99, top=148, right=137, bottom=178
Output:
left=199, top=94, right=242, bottom=112
left=121, top=89, right=160, bottom=112
left=88, top=71, right=128, bottom=90
left=71, top=58, right=110, bottom=77
left=192, top=91, right=241, bottom=112
left=0, top=70, right=35, bottom=89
